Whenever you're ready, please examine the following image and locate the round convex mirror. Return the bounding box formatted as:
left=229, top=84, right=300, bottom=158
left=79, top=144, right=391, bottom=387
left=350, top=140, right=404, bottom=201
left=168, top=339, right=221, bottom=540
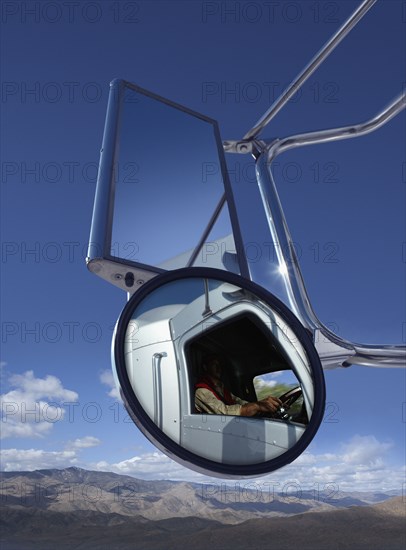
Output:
left=113, top=268, right=325, bottom=478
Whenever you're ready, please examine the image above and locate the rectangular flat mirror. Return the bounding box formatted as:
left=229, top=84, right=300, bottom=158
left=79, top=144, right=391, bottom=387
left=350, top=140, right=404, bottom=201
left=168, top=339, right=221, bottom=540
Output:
left=88, top=80, right=247, bottom=289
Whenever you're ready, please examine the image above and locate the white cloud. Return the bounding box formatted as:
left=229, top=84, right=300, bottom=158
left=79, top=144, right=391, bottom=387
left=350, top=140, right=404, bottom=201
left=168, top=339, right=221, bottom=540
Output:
left=7, top=371, right=78, bottom=401
left=341, top=435, right=393, bottom=465
left=69, top=436, right=101, bottom=450
left=0, top=448, right=79, bottom=471
left=254, top=376, right=277, bottom=389
left=99, top=369, right=120, bottom=400
left=1, top=434, right=402, bottom=493
left=0, top=436, right=101, bottom=471
left=262, top=434, right=400, bottom=493
left=1, top=370, right=79, bottom=439
left=91, top=434, right=403, bottom=492
left=92, top=451, right=209, bottom=482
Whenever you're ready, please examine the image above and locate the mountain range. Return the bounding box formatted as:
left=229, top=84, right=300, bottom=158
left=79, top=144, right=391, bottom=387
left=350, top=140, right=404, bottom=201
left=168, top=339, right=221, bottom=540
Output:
left=1, top=467, right=404, bottom=549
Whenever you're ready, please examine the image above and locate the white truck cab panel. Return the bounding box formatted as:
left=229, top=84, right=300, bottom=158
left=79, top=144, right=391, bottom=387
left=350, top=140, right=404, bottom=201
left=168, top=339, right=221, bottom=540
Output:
left=125, top=305, right=184, bottom=443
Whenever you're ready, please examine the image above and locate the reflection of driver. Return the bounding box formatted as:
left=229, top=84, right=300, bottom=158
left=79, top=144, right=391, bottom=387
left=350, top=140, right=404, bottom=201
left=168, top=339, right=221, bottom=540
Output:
left=195, top=356, right=282, bottom=417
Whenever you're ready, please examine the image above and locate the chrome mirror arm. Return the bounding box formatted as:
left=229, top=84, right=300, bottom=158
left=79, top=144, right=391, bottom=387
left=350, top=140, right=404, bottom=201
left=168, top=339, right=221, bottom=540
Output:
left=251, top=94, right=406, bottom=369
left=244, top=0, right=378, bottom=140
left=224, top=66, right=405, bottom=159
left=264, top=92, right=406, bottom=161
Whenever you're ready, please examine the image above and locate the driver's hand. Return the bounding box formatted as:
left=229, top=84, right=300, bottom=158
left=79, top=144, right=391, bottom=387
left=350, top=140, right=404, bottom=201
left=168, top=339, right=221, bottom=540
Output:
left=258, top=396, right=282, bottom=414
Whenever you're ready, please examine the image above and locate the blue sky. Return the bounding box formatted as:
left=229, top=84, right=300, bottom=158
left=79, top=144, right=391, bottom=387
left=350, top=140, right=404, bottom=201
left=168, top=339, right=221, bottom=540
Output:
left=1, top=0, right=405, bottom=494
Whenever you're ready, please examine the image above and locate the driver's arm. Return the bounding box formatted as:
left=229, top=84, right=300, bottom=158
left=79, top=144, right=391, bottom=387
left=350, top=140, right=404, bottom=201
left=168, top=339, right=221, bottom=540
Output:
left=195, top=389, right=281, bottom=417
left=240, top=396, right=282, bottom=417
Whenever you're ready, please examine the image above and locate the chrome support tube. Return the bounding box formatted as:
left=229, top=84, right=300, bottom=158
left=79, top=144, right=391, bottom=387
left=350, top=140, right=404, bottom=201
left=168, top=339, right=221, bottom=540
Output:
left=255, top=155, right=318, bottom=328
left=254, top=93, right=406, bottom=369
left=265, top=92, right=406, bottom=161
left=344, top=346, right=406, bottom=368
left=244, top=0, right=378, bottom=140
left=187, top=194, right=226, bottom=267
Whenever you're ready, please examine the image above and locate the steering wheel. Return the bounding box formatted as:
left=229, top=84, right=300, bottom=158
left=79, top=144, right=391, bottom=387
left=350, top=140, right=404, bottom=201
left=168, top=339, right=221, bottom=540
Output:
left=273, top=386, right=303, bottom=421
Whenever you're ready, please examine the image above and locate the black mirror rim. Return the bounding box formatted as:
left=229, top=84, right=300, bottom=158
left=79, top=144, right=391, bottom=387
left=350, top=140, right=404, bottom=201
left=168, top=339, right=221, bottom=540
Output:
left=114, top=267, right=326, bottom=478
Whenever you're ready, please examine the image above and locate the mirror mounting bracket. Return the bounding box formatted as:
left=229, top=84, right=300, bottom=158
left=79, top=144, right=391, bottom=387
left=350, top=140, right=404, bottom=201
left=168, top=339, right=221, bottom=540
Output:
left=222, top=139, right=266, bottom=156
left=87, top=257, right=160, bottom=292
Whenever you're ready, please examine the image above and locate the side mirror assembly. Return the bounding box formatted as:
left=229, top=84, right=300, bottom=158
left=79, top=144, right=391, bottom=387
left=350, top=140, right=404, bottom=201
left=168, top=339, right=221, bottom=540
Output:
left=88, top=4, right=406, bottom=476
left=87, top=70, right=405, bottom=477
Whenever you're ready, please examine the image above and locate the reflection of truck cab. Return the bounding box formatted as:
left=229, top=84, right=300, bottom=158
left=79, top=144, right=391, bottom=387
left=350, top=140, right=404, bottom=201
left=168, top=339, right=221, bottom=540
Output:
left=122, top=281, right=314, bottom=465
